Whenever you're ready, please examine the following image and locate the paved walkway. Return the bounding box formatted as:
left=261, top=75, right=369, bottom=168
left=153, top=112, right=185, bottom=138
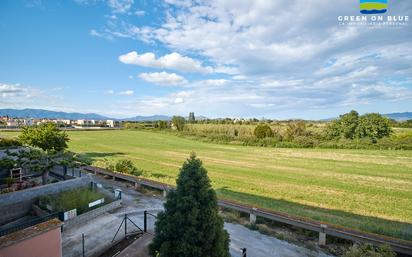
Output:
left=62, top=175, right=333, bottom=257
left=118, top=233, right=153, bottom=257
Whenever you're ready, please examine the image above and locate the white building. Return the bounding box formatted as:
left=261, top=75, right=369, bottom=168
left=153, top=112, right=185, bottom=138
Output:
left=106, top=120, right=120, bottom=128
left=77, top=119, right=95, bottom=126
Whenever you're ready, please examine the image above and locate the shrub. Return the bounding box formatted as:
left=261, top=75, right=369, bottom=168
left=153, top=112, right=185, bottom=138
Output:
left=0, top=158, right=16, bottom=172
left=343, top=244, right=395, bottom=257
left=254, top=124, right=274, bottom=139
left=172, top=116, right=186, bottom=131
left=95, top=158, right=115, bottom=171
left=284, top=121, right=308, bottom=140
left=115, top=159, right=142, bottom=176
left=292, top=136, right=316, bottom=148
left=38, top=188, right=105, bottom=214
left=5, top=177, right=15, bottom=187
left=0, top=138, right=22, bottom=148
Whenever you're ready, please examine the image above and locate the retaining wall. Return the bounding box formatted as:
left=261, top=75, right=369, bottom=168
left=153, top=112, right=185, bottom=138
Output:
left=0, top=176, right=91, bottom=225
left=63, top=199, right=122, bottom=230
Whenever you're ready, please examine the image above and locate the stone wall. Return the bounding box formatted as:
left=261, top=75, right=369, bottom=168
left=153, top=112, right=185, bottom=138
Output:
left=0, top=176, right=91, bottom=225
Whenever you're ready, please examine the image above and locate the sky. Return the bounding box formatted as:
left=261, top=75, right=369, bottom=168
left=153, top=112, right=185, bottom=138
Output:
left=0, top=0, right=411, bottom=119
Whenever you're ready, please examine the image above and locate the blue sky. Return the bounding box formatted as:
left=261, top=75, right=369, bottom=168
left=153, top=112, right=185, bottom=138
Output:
left=0, top=0, right=411, bottom=119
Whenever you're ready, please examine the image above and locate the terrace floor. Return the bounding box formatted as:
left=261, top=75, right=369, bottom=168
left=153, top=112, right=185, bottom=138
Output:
left=62, top=174, right=333, bottom=257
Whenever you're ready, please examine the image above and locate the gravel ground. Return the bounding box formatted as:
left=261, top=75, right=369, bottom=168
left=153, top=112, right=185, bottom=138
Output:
left=62, top=175, right=333, bottom=257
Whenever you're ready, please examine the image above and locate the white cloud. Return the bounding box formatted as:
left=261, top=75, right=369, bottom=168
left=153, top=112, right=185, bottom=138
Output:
left=119, top=51, right=215, bottom=73
left=85, top=0, right=412, bottom=117
left=0, top=83, right=27, bottom=98
left=134, top=10, right=145, bottom=16
left=139, top=71, right=187, bottom=85
left=107, top=0, right=133, bottom=14
left=119, top=90, right=134, bottom=96
left=105, top=89, right=115, bottom=94
left=0, top=82, right=73, bottom=111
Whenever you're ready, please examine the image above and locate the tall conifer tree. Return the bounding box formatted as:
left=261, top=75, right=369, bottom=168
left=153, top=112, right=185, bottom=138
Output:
left=149, top=153, right=230, bottom=257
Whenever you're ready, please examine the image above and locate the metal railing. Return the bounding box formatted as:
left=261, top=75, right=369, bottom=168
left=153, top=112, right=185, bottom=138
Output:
left=0, top=212, right=59, bottom=237
left=84, top=166, right=412, bottom=255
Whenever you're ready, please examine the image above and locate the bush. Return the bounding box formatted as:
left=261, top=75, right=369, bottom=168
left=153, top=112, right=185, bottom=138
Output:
left=0, top=138, right=22, bottom=148
left=5, top=177, right=15, bottom=187
left=95, top=158, right=115, bottom=171
left=254, top=124, right=274, bottom=139
left=343, top=244, right=395, bottom=257
left=38, top=188, right=105, bottom=214
left=0, top=158, right=16, bottom=172
left=115, top=159, right=142, bottom=176
left=292, top=136, right=317, bottom=148
left=284, top=121, right=309, bottom=140
left=172, top=116, right=186, bottom=131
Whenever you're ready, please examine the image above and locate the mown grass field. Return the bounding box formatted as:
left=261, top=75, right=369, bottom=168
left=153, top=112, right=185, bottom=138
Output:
left=2, top=129, right=412, bottom=240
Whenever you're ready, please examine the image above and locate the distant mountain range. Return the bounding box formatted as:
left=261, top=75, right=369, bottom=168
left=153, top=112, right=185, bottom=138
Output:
left=383, top=112, right=412, bottom=121
left=0, top=108, right=410, bottom=121
left=125, top=115, right=172, bottom=121
left=0, top=108, right=110, bottom=120
left=0, top=108, right=206, bottom=121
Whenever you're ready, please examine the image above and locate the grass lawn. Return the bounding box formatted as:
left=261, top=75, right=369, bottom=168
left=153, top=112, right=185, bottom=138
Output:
left=2, top=129, right=412, bottom=240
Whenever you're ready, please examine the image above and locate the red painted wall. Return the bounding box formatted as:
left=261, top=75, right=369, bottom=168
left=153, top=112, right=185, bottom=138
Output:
left=0, top=227, right=62, bottom=257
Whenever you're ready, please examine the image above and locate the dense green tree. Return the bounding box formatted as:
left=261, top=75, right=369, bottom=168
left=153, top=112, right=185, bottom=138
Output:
left=340, top=110, right=359, bottom=139
left=19, top=122, right=69, bottom=153
left=253, top=124, right=274, bottom=139
left=355, top=113, right=392, bottom=141
left=324, top=120, right=342, bottom=140
left=16, top=149, right=56, bottom=185
left=171, top=116, right=186, bottom=131
left=19, top=123, right=69, bottom=184
left=149, top=154, right=230, bottom=257
left=324, top=111, right=392, bottom=142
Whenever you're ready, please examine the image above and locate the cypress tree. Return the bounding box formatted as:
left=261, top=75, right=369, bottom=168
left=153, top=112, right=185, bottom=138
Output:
left=149, top=153, right=230, bottom=257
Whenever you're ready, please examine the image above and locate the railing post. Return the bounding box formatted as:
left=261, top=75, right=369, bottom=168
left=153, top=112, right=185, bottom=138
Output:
left=249, top=208, right=257, bottom=224
left=319, top=224, right=327, bottom=246
left=125, top=214, right=127, bottom=236
left=144, top=210, right=147, bottom=233
left=82, top=233, right=85, bottom=257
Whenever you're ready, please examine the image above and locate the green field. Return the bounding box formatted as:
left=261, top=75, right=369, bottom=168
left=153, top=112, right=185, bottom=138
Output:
left=2, top=129, right=412, bottom=240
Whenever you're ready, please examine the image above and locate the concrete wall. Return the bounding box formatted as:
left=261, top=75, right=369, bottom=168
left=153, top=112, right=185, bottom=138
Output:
left=0, top=226, right=62, bottom=257
left=63, top=199, right=122, bottom=230
left=0, top=176, right=91, bottom=225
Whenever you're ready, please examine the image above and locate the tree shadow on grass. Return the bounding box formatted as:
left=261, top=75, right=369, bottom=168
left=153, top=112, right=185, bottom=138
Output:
left=215, top=187, right=412, bottom=242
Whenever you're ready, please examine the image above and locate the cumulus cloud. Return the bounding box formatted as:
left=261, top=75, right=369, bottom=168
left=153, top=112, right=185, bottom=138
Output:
left=119, top=51, right=214, bottom=73
left=89, top=0, right=412, bottom=117
left=139, top=71, right=187, bottom=85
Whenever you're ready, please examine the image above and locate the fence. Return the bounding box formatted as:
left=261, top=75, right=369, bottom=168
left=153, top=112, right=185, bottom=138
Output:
left=0, top=176, right=91, bottom=225
left=63, top=199, right=122, bottom=230
left=83, top=165, right=412, bottom=255
left=0, top=212, right=59, bottom=237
